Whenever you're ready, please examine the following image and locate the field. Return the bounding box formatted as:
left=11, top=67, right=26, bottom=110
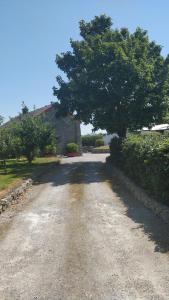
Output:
left=0, top=157, right=59, bottom=198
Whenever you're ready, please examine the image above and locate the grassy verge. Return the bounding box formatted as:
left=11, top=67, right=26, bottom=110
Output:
left=94, top=145, right=110, bottom=150
left=0, top=157, right=59, bottom=198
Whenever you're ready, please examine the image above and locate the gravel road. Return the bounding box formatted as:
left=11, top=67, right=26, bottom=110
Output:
left=0, top=153, right=169, bottom=300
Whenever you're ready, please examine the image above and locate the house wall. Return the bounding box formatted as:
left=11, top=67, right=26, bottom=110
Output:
left=42, top=107, right=82, bottom=154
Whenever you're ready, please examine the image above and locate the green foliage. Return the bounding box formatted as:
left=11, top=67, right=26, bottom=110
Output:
left=0, top=128, right=13, bottom=160
left=0, top=115, right=57, bottom=165
left=82, top=134, right=103, bottom=147
left=95, top=138, right=104, bottom=147
left=43, top=144, right=57, bottom=156
left=16, top=116, right=57, bottom=163
left=54, top=15, right=169, bottom=138
left=0, top=115, right=4, bottom=126
left=110, top=133, right=169, bottom=205
left=0, top=127, right=16, bottom=172
left=66, top=143, right=79, bottom=153
left=21, top=101, right=29, bottom=114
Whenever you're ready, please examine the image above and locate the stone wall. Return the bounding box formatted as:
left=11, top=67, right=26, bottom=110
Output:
left=42, top=107, right=82, bottom=154
left=0, top=179, right=32, bottom=214
left=106, top=160, right=169, bottom=224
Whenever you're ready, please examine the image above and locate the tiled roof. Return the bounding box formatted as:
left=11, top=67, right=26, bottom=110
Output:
left=2, top=104, right=54, bottom=127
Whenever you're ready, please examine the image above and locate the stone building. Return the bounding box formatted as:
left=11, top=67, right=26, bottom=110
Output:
left=36, top=104, right=82, bottom=154
left=4, top=104, right=82, bottom=154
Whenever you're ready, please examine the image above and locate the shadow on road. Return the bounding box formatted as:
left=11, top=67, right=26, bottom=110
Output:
left=34, top=159, right=169, bottom=254
left=108, top=172, right=169, bottom=254
left=33, top=161, right=106, bottom=186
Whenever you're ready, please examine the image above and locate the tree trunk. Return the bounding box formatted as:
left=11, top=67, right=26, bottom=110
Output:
left=3, top=160, right=7, bottom=174
left=117, top=127, right=127, bottom=140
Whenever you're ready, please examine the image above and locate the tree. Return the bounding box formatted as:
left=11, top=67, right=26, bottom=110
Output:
left=53, top=15, right=169, bottom=138
left=0, top=115, right=4, bottom=126
left=21, top=101, right=29, bottom=115
left=37, top=118, right=57, bottom=156
left=0, top=127, right=14, bottom=172
left=16, top=115, right=56, bottom=163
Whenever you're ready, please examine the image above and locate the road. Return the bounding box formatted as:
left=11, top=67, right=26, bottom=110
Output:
left=0, top=153, right=169, bottom=300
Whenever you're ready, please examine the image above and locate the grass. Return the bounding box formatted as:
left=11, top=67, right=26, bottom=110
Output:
left=94, top=145, right=110, bottom=150
left=0, top=156, right=59, bottom=198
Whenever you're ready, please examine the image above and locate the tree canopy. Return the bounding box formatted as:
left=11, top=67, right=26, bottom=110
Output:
left=53, top=15, right=169, bottom=137
left=21, top=101, right=29, bottom=115
left=0, top=115, right=4, bottom=126
left=0, top=115, right=57, bottom=165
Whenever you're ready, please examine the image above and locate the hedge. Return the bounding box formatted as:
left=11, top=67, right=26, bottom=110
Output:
left=82, top=134, right=103, bottom=147
left=110, top=133, right=169, bottom=205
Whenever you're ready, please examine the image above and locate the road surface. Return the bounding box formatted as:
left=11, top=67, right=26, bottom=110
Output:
left=0, top=154, right=169, bottom=300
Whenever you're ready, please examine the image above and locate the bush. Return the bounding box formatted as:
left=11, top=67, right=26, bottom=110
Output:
left=43, top=144, right=57, bottom=156
left=66, top=143, right=79, bottom=153
left=95, top=138, right=104, bottom=147
left=82, top=134, right=103, bottom=147
left=110, top=133, right=169, bottom=205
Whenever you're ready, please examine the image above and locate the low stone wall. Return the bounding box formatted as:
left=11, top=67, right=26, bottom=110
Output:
left=106, top=161, right=169, bottom=224
left=0, top=179, right=32, bottom=214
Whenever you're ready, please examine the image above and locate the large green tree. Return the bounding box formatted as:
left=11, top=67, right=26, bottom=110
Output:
left=53, top=15, right=169, bottom=137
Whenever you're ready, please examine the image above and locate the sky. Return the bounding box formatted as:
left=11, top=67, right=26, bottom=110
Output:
left=0, top=0, right=169, bottom=134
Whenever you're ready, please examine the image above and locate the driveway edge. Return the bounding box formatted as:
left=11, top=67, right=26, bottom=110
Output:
left=106, top=161, right=169, bottom=224
left=0, top=179, right=33, bottom=214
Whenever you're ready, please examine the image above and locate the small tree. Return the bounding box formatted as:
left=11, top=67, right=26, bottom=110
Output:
left=17, top=115, right=56, bottom=163
left=0, top=115, right=4, bottom=126
left=21, top=101, right=29, bottom=115
left=16, top=116, right=40, bottom=163
left=0, top=128, right=13, bottom=172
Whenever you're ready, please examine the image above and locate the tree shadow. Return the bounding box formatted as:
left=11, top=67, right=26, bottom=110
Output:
left=33, top=161, right=106, bottom=186
left=107, top=171, right=169, bottom=254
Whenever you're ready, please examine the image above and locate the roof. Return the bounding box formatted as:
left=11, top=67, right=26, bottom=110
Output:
left=28, top=104, right=53, bottom=117
left=2, top=104, right=54, bottom=127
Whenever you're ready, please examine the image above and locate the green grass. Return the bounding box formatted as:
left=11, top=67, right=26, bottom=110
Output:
left=0, top=157, right=59, bottom=196
left=94, top=145, right=110, bottom=150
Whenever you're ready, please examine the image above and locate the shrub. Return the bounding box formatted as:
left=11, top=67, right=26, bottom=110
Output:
left=66, top=143, right=79, bottom=153
left=110, top=132, right=169, bottom=205
left=43, top=144, right=57, bottom=156
left=82, top=134, right=103, bottom=147
left=95, top=138, right=104, bottom=147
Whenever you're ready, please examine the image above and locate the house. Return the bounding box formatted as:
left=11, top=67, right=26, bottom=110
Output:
left=3, top=104, right=82, bottom=154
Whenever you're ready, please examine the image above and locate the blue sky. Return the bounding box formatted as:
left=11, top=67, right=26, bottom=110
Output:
left=0, top=0, right=169, bottom=134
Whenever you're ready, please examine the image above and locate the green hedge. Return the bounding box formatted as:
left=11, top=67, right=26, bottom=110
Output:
left=95, top=138, right=104, bottom=147
left=82, top=134, right=103, bottom=147
left=110, top=133, right=169, bottom=205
